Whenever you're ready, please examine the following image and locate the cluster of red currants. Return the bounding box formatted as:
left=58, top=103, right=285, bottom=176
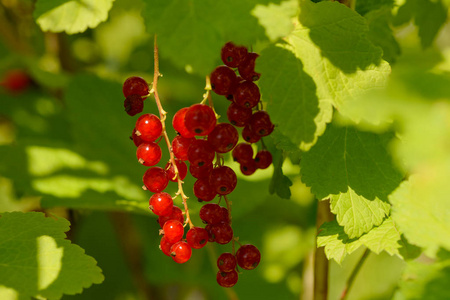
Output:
left=210, top=42, right=274, bottom=175
left=121, top=41, right=272, bottom=288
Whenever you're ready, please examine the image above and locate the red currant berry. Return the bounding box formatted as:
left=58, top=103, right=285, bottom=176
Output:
left=143, top=167, right=169, bottom=193
left=199, top=203, right=224, bottom=225
left=233, top=81, right=260, bottom=109
left=172, top=135, right=195, bottom=161
left=170, top=241, right=192, bottom=264
left=193, top=178, right=217, bottom=202
left=249, top=111, right=274, bottom=137
left=210, top=65, right=238, bottom=96
left=172, top=107, right=195, bottom=138
left=184, top=104, right=216, bottom=136
left=123, top=76, right=149, bottom=98
left=205, top=224, right=215, bottom=242
left=207, top=123, right=239, bottom=153
left=131, top=127, right=145, bottom=147
left=216, top=270, right=238, bottom=288
left=165, top=160, right=188, bottom=182
left=232, top=143, right=254, bottom=163
left=210, top=222, right=233, bottom=244
left=209, top=166, right=237, bottom=195
left=221, top=42, right=248, bottom=68
left=124, top=94, right=144, bottom=116
left=236, top=244, right=261, bottom=270
left=217, top=252, right=237, bottom=272
left=160, top=236, right=174, bottom=256
left=240, top=160, right=257, bottom=175
left=158, top=206, right=184, bottom=228
left=226, top=102, right=252, bottom=127
left=186, top=227, right=209, bottom=249
left=0, top=69, right=30, bottom=93
left=255, top=150, right=272, bottom=169
left=135, top=114, right=163, bottom=142
left=163, top=220, right=184, bottom=244
left=242, top=124, right=261, bottom=143
left=149, top=192, right=173, bottom=216
left=136, top=142, right=162, bottom=166
left=187, top=139, right=215, bottom=167
left=189, top=162, right=213, bottom=179
left=238, top=52, right=261, bottom=81
left=220, top=206, right=230, bottom=224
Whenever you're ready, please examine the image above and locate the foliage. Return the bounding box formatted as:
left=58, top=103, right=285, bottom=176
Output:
left=0, top=0, right=449, bottom=299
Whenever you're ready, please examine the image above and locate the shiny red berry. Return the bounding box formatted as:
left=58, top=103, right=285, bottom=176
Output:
left=131, top=127, right=145, bottom=147
left=158, top=206, right=184, bottom=228
left=136, top=142, right=162, bottom=166
left=232, top=143, right=254, bottom=163
left=184, top=104, right=216, bottom=136
left=233, top=80, right=260, bottom=109
left=216, top=270, right=238, bottom=288
left=210, top=65, right=238, bottom=96
left=143, top=167, right=169, bottom=193
left=249, top=111, right=274, bottom=137
left=123, top=76, right=149, bottom=98
left=226, top=102, right=252, bottom=127
left=242, top=124, right=261, bottom=143
left=210, top=222, right=233, bottom=244
left=217, top=252, right=237, bottom=272
left=207, top=123, right=239, bottom=153
left=170, top=241, right=192, bottom=264
left=186, top=227, right=209, bottom=249
left=135, top=114, right=163, bottom=142
left=240, top=160, right=257, bottom=175
left=193, top=178, right=217, bottom=202
left=255, top=150, right=272, bottom=169
left=173, top=107, right=195, bottom=138
left=236, top=244, right=261, bottom=270
left=209, top=166, right=237, bottom=195
left=187, top=139, right=215, bottom=167
left=199, top=203, right=224, bottom=225
left=221, top=42, right=248, bottom=68
left=189, top=162, right=213, bottom=179
left=172, top=135, right=195, bottom=161
left=160, top=236, right=174, bottom=256
left=149, top=192, right=173, bottom=216
left=124, top=94, right=144, bottom=116
left=238, top=52, right=260, bottom=81
left=165, top=160, right=188, bottom=182
left=163, top=220, right=184, bottom=244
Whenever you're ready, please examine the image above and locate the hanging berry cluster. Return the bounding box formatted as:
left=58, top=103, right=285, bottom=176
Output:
left=121, top=38, right=273, bottom=288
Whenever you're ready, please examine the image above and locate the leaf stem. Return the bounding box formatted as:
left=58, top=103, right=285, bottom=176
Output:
left=340, top=248, right=370, bottom=300
left=151, top=35, right=193, bottom=229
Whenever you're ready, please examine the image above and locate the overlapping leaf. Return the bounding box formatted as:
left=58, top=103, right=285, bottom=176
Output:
left=301, top=124, right=403, bottom=238
left=0, top=212, right=104, bottom=299
left=317, top=218, right=402, bottom=264
left=34, top=0, right=115, bottom=34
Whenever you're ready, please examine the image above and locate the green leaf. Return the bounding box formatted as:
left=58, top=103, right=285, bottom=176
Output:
left=269, top=149, right=293, bottom=199
left=317, top=218, right=402, bottom=264
left=0, top=212, right=104, bottom=299
left=258, top=44, right=321, bottom=148
left=301, top=124, right=403, bottom=238
left=393, top=0, right=448, bottom=48
left=393, top=252, right=450, bottom=300
left=355, top=0, right=394, bottom=16
left=34, top=0, right=115, bottom=34
left=141, top=0, right=273, bottom=74
left=251, top=0, right=299, bottom=41
left=365, top=7, right=401, bottom=64
left=390, top=172, right=450, bottom=257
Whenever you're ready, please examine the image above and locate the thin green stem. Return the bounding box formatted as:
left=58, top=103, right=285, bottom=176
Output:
left=340, top=248, right=370, bottom=300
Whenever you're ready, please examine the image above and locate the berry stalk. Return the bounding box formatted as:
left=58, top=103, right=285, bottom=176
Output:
left=151, top=35, right=193, bottom=229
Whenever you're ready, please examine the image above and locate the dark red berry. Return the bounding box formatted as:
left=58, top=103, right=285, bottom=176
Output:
left=136, top=142, right=162, bottom=166
left=249, top=111, right=274, bottom=137
left=135, top=114, right=163, bottom=142
left=199, top=203, right=224, bottom=225
left=173, top=107, right=195, bottom=138
left=143, top=167, right=169, bottom=193
left=207, top=123, right=239, bottom=153
left=233, top=80, right=261, bottom=109
left=189, top=162, right=213, bottom=179
left=210, top=65, right=238, bottom=96
left=158, top=206, right=184, bottom=228
left=123, top=76, right=149, bottom=98
left=255, top=150, right=272, bottom=169
left=172, top=135, right=195, bottom=161
left=160, top=236, right=174, bottom=256
left=242, top=124, right=261, bottom=143
left=232, top=143, right=254, bottom=163
left=220, top=207, right=230, bottom=224
left=221, top=42, right=248, bottom=68
left=205, top=224, right=215, bottom=242
left=236, top=244, right=261, bottom=270
left=210, top=222, right=233, bottom=244
left=193, top=178, right=217, bottom=202
left=226, top=102, right=252, bottom=127
left=187, top=139, right=215, bottom=167
left=165, top=160, right=188, bottom=182
left=124, top=94, right=144, bottom=116
left=0, top=69, right=30, bottom=93
left=149, top=192, right=173, bottom=216
left=240, top=160, right=257, bottom=175
left=216, top=270, right=238, bottom=288
left=217, top=252, right=237, bottom=272
left=238, top=52, right=260, bottom=81
left=186, top=227, right=209, bottom=249
left=209, top=166, right=237, bottom=195
left=184, top=104, right=216, bottom=136
left=163, top=220, right=184, bottom=244
left=170, top=241, right=192, bottom=264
